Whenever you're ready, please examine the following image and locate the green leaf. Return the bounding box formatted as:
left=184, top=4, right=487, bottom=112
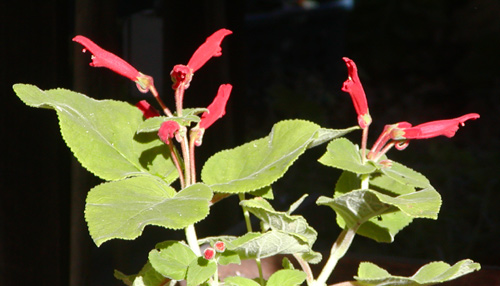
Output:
left=267, top=269, right=307, bottom=286
left=370, top=173, right=415, bottom=195
left=317, top=188, right=441, bottom=242
left=12, top=84, right=177, bottom=182
left=136, top=115, right=200, bottom=133
left=307, top=126, right=359, bottom=149
left=218, top=250, right=241, bottom=266
left=224, top=231, right=310, bottom=259
left=241, top=198, right=317, bottom=247
left=319, top=138, right=376, bottom=174
left=86, top=179, right=212, bottom=246
left=355, top=259, right=481, bottom=285
left=223, top=276, right=261, bottom=286
left=186, top=257, right=217, bottom=286
left=148, top=241, right=197, bottom=280
left=114, top=262, right=166, bottom=286
left=202, top=119, right=320, bottom=193
left=249, top=186, right=274, bottom=199
left=381, top=161, right=432, bottom=189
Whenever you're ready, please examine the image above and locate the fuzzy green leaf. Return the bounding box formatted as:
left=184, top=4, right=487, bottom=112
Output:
left=355, top=259, right=480, bottom=285
left=86, top=179, right=212, bottom=246
left=381, top=161, right=432, bottom=189
left=224, top=276, right=261, bottom=286
left=308, top=126, right=359, bottom=149
left=202, top=120, right=320, bottom=193
left=267, top=269, right=307, bottom=286
left=317, top=187, right=441, bottom=242
left=186, top=257, right=217, bottom=286
left=12, top=84, right=177, bottom=182
left=148, top=241, right=197, bottom=280
left=224, top=231, right=311, bottom=259
left=114, top=262, right=166, bottom=286
left=319, top=138, right=376, bottom=174
left=136, top=115, right=200, bottom=133
left=241, top=198, right=317, bottom=247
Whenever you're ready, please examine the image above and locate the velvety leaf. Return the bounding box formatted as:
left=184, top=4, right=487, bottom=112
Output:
left=136, top=115, right=200, bottom=133
left=202, top=120, right=320, bottom=193
left=381, top=161, right=432, bottom=189
left=224, top=276, right=261, bottom=286
left=241, top=198, right=317, bottom=246
left=224, top=231, right=310, bottom=259
left=355, top=259, right=480, bottom=285
left=148, top=241, right=197, bottom=280
left=186, top=257, right=217, bottom=286
left=86, top=179, right=212, bottom=246
left=319, top=138, right=376, bottom=174
left=307, top=126, right=359, bottom=149
left=287, top=194, right=309, bottom=215
left=217, top=250, right=241, bottom=266
left=317, top=188, right=441, bottom=242
left=249, top=186, right=274, bottom=199
left=267, top=269, right=307, bottom=286
left=12, top=84, right=177, bottom=182
left=114, top=262, right=167, bottom=286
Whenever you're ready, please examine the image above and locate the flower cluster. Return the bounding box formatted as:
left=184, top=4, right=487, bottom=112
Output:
left=341, top=58, right=480, bottom=161
left=74, top=29, right=233, bottom=189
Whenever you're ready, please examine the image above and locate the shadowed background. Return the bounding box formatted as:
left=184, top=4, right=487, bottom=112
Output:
left=1, top=0, right=499, bottom=285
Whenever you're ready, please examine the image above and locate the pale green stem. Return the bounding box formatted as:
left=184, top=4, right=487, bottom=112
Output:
left=185, top=224, right=201, bottom=256
left=361, top=174, right=370, bottom=190
left=314, top=226, right=359, bottom=286
left=238, top=193, right=264, bottom=285
left=189, top=136, right=197, bottom=185
left=360, top=125, right=369, bottom=164
left=293, top=253, right=314, bottom=285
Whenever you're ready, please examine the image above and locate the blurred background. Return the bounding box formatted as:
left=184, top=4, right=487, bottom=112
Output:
left=2, top=0, right=499, bottom=285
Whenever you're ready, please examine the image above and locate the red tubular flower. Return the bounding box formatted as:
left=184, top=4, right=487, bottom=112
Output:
left=199, top=84, right=232, bottom=130
left=188, top=29, right=233, bottom=72
left=136, top=100, right=160, bottom=119
left=73, top=35, right=153, bottom=92
left=158, top=121, right=181, bottom=144
left=170, top=29, right=232, bottom=89
left=73, top=35, right=140, bottom=81
left=341, top=57, right=372, bottom=129
left=390, top=113, right=480, bottom=140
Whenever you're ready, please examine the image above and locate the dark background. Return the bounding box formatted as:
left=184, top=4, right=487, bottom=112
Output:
left=2, top=0, right=499, bottom=285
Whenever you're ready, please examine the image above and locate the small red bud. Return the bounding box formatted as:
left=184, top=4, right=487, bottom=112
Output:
left=203, top=247, right=215, bottom=260
left=214, top=241, right=226, bottom=252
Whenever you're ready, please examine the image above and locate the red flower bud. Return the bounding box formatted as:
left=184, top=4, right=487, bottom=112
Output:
left=203, top=247, right=215, bottom=260
left=158, top=121, right=180, bottom=144
left=214, top=241, right=226, bottom=253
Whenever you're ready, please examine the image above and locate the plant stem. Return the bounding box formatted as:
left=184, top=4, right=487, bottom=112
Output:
left=149, top=85, right=173, bottom=117
left=293, top=253, right=314, bottom=285
left=185, top=224, right=201, bottom=256
left=314, top=226, right=358, bottom=286
left=238, top=193, right=265, bottom=285
left=239, top=193, right=253, bottom=232
left=167, top=142, right=185, bottom=188
left=360, top=126, right=369, bottom=164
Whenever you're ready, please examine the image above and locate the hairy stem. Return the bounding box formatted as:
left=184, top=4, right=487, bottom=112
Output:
left=314, top=226, right=358, bottom=286
left=293, top=253, right=314, bottom=285
left=149, top=85, right=173, bottom=117
left=185, top=224, right=201, bottom=256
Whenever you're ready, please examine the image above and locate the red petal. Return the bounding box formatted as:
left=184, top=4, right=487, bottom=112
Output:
left=73, top=35, right=140, bottom=82
left=199, top=84, right=232, bottom=129
left=187, top=29, right=232, bottom=72
left=136, top=100, right=160, bottom=119
left=402, top=113, right=479, bottom=139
